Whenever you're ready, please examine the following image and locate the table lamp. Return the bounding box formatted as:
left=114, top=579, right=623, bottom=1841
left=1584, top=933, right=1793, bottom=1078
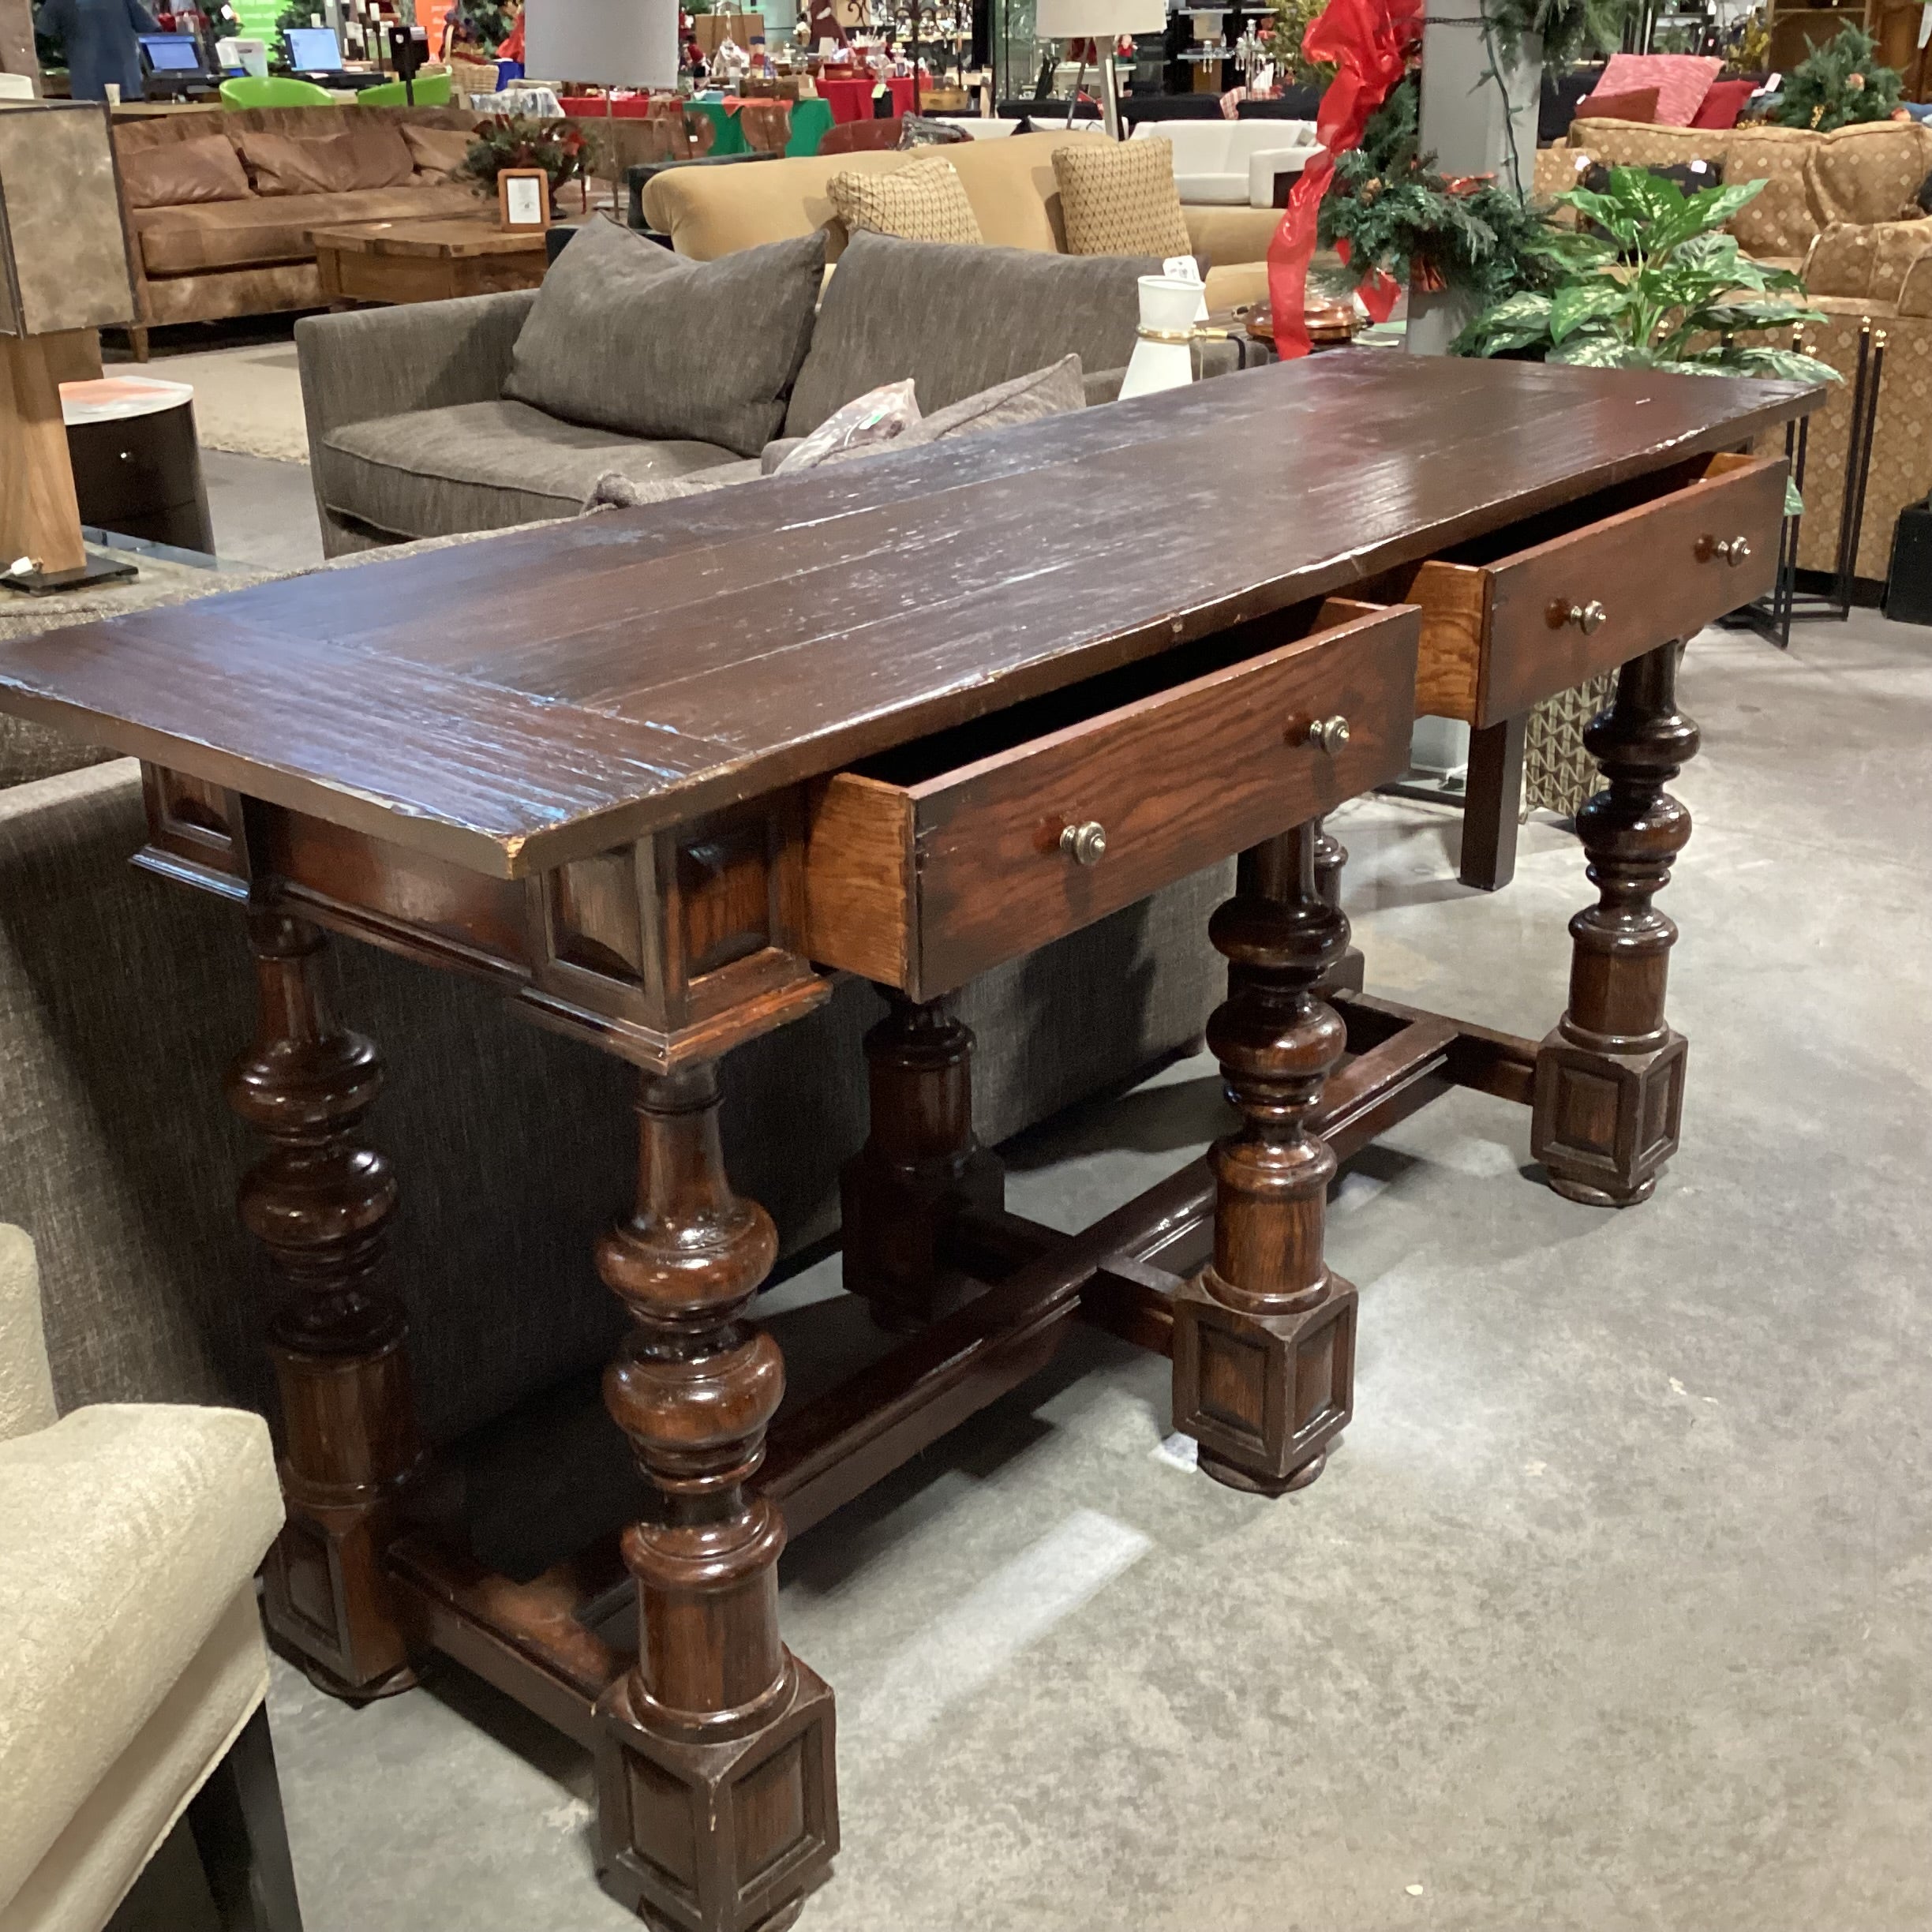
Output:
left=1032, top=0, right=1166, bottom=137
left=0, top=103, right=139, bottom=594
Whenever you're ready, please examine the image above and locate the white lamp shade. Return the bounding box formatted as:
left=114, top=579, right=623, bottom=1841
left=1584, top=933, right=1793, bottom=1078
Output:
left=1033, top=0, right=1168, bottom=36
left=522, top=0, right=680, bottom=88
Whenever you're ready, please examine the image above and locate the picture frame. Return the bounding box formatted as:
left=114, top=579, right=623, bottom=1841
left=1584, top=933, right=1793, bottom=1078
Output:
left=497, top=168, right=552, bottom=233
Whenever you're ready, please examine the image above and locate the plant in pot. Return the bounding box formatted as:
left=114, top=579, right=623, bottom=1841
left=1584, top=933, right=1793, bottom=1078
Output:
left=1455, top=166, right=1838, bottom=822
left=462, top=114, right=589, bottom=202
left=1456, top=167, right=1838, bottom=384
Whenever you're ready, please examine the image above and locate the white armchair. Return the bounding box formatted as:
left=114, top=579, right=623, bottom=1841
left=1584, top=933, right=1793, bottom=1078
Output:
left=0, top=1225, right=299, bottom=1932
left=1131, top=118, right=1322, bottom=208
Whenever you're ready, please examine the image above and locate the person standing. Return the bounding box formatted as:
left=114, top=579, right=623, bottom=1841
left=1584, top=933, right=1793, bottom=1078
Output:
left=36, top=0, right=158, bottom=102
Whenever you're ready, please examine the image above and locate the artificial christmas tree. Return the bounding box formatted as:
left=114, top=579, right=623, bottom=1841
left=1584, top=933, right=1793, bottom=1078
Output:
left=1770, top=26, right=1903, bottom=133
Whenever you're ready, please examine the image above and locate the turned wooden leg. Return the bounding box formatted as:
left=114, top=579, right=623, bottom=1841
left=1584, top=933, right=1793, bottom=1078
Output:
left=1236, top=822, right=1365, bottom=1002
left=226, top=908, right=422, bottom=1701
left=1460, top=713, right=1527, bottom=892
left=840, top=993, right=1004, bottom=1327
left=1532, top=642, right=1699, bottom=1207
left=593, top=1065, right=837, bottom=1932
left=1175, top=822, right=1357, bottom=1496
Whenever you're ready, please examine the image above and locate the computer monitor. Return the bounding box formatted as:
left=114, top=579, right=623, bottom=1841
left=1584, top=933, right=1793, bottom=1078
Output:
left=285, top=25, right=345, bottom=70
left=140, top=33, right=206, bottom=73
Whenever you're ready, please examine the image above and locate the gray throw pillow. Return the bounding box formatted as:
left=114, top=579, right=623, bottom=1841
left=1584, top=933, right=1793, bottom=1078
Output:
left=759, top=355, right=1087, bottom=474
left=504, top=219, right=826, bottom=458
left=784, top=232, right=1155, bottom=437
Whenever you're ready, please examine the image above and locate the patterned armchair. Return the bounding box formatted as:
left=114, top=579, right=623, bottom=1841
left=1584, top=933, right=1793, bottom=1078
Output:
left=1558, top=114, right=1932, bottom=579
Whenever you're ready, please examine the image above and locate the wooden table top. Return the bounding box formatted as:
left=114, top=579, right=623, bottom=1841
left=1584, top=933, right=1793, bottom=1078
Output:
left=305, top=217, right=551, bottom=258
left=0, top=357, right=1815, bottom=880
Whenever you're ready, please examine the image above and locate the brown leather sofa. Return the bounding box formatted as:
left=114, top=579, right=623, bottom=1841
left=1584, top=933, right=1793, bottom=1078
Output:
left=110, top=104, right=485, bottom=353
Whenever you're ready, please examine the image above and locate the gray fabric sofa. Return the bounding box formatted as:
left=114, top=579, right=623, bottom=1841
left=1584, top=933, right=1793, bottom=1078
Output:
left=298, top=231, right=1170, bottom=556
left=2, top=715, right=1226, bottom=1447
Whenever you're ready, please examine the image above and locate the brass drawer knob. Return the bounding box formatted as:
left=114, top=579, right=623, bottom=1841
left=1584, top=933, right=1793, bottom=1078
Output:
left=1563, top=600, right=1608, bottom=635
left=1305, top=715, right=1351, bottom=753
left=1708, top=534, right=1752, bottom=567
left=1060, top=820, right=1107, bottom=866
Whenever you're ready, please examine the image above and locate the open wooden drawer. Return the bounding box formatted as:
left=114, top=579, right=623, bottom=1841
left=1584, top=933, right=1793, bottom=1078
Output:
left=1388, top=451, right=1784, bottom=728
left=803, top=597, right=1421, bottom=1002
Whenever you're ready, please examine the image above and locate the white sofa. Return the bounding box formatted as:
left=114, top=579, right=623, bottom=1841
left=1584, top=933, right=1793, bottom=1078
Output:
left=1131, top=118, right=1321, bottom=207
left=930, top=115, right=1106, bottom=138
left=0, top=1224, right=300, bottom=1931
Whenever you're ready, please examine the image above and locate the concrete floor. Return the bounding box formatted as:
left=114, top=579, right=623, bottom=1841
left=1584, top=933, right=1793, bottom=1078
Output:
left=111, top=608, right=1932, bottom=1931
left=201, top=449, right=327, bottom=575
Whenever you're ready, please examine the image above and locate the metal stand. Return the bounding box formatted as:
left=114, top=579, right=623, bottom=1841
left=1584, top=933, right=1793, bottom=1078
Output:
left=1728, top=320, right=1885, bottom=650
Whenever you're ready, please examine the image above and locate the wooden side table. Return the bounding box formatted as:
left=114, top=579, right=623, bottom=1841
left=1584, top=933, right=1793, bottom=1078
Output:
left=63, top=376, right=214, bottom=557
left=308, top=219, right=552, bottom=309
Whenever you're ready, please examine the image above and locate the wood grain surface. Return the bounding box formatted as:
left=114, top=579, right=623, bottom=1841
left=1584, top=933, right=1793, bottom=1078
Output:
left=0, top=358, right=1818, bottom=878
left=805, top=598, right=1419, bottom=999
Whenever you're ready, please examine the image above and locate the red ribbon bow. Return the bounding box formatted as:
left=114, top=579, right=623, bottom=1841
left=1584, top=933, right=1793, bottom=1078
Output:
left=1267, top=0, right=1422, bottom=358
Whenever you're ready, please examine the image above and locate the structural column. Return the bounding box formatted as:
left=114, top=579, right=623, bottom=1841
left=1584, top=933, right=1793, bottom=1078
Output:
left=226, top=907, right=421, bottom=1700
left=1174, top=822, right=1357, bottom=1495
left=840, top=994, right=1004, bottom=1327
left=1532, top=641, right=1700, bottom=1206
left=593, top=1064, right=837, bottom=1932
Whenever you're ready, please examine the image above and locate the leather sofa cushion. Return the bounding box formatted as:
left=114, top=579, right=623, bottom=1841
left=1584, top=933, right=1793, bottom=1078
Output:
left=118, top=134, right=253, bottom=211
left=237, top=124, right=416, bottom=196
left=785, top=233, right=1152, bottom=436
left=402, top=122, right=475, bottom=179
left=320, top=399, right=739, bottom=538
left=135, top=181, right=483, bottom=275
left=504, top=219, right=825, bottom=456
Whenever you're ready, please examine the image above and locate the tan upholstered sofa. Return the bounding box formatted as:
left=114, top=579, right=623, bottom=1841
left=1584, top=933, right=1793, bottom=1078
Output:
left=1554, top=114, right=1932, bottom=580
left=639, top=128, right=1282, bottom=309
left=110, top=104, right=484, bottom=351
left=0, top=1223, right=299, bottom=1932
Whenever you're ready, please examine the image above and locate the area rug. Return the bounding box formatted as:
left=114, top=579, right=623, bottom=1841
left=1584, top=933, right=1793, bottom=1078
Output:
left=148, top=340, right=311, bottom=465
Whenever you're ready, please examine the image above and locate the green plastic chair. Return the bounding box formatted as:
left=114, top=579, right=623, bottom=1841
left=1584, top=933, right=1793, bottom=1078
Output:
left=217, top=76, right=335, bottom=108
left=784, top=97, right=834, bottom=158
left=354, top=71, right=455, bottom=107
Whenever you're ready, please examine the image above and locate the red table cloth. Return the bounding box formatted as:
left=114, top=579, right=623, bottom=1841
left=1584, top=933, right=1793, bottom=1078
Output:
left=817, top=73, right=916, bottom=123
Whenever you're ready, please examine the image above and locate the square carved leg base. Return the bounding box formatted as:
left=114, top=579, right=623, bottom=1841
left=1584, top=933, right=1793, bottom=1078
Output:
left=594, top=1660, right=838, bottom=1932
left=263, top=1502, right=421, bottom=1702
left=1532, top=1028, right=1688, bottom=1208
left=839, top=1147, right=1005, bottom=1328
left=1172, top=1272, right=1357, bottom=1496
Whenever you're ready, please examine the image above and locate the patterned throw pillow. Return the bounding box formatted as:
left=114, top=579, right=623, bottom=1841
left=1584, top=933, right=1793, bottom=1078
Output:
left=1051, top=137, right=1193, bottom=260
left=827, top=157, right=983, bottom=245
left=1593, top=52, right=1722, bottom=126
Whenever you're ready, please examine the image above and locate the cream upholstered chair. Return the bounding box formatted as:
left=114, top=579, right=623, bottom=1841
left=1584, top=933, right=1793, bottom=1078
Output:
left=0, top=1225, right=300, bottom=1932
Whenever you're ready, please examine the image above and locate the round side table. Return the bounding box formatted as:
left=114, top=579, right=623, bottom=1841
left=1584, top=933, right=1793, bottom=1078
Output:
left=62, top=376, right=215, bottom=557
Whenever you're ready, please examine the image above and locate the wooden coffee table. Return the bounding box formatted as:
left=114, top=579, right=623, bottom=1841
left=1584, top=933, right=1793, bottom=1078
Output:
left=309, top=217, right=552, bottom=308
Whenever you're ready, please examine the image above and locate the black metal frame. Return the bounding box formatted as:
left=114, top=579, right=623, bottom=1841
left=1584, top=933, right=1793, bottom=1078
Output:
left=185, top=1703, right=305, bottom=1932
left=1729, top=320, right=1887, bottom=650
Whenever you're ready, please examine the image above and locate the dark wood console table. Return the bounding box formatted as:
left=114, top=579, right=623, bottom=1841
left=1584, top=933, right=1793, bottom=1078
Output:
left=0, top=357, right=1816, bottom=1932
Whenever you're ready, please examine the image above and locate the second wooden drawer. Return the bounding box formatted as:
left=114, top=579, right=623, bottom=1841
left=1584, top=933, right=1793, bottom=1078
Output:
left=803, top=597, right=1421, bottom=1002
